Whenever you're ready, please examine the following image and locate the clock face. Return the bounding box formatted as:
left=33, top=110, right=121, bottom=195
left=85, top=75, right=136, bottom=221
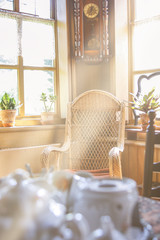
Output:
left=83, top=3, right=99, bottom=19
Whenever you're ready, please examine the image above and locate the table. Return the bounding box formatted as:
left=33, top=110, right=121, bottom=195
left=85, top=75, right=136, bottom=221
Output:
left=139, top=196, right=160, bottom=239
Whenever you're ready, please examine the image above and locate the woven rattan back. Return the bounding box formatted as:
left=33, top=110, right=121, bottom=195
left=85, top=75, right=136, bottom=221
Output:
left=65, top=90, right=125, bottom=170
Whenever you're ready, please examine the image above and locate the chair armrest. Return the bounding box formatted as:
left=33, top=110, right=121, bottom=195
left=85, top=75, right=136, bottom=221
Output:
left=41, top=138, right=70, bottom=170
left=109, top=147, right=123, bottom=178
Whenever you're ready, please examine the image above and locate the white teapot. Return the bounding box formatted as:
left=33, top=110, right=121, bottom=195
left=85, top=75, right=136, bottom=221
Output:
left=72, top=178, right=138, bottom=233
left=61, top=213, right=90, bottom=240
left=67, top=171, right=93, bottom=211
left=0, top=169, right=51, bottom=240
left=88, top=216, right=127, bottom=240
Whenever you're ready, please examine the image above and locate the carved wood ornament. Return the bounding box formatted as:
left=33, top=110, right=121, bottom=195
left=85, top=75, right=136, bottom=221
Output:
left=73, top=0, right=109, bottom=63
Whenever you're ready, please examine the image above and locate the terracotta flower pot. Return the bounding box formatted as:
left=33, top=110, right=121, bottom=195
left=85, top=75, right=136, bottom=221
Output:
left=0, top=109, right=17, bottom=127
left=41, top=112, right=55, bottom=125
left=140, top=113, right=149, bottom=131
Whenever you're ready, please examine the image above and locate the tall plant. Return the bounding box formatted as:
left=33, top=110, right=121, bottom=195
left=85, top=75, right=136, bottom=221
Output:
left=130, top=88, right=160, bottom=114
left=40, top=92, right=56, bottom=112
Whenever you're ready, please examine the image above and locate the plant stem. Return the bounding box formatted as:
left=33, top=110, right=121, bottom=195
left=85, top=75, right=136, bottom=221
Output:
left=44, top=101, right=48, bottom=112
left=49, top=102, right=54, bottom=112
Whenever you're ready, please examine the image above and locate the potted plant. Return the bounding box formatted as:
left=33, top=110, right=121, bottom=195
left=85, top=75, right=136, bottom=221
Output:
left=130, top=88, right=160, bottom=130
left=40, top=92, right=57, bottom=125
left=0, top=92, right=22, bottom=127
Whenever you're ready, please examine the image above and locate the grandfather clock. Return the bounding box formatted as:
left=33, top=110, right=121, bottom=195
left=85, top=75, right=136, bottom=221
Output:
left=73, top=0, right=109, bottom=63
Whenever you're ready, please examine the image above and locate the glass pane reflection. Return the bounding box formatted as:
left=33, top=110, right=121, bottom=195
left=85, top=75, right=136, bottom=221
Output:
left=0, top=0, right=13, bottom=10
left=134, top=0, right=160, bottom=21
left=20, top=0, right=50, bottom=18
left=133, top=73, right=160, bottom=118
left=0, top=16, right=18, bottom=65
left=24, top=70, right=55, bottom=115
left=133, top=21, right=160, bottom=71
left=0, top=69, right=18, bottom=99
left=22, top=20, right=55, bottom=67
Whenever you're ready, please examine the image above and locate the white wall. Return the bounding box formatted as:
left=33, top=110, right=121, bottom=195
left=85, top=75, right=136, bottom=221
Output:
left=56, top=0, right=69, bottom=118
left=56, top=0, right=129, bottom=118
left=114, top=0, right=129, bottom=119
left=0, top=145, right=59, bottom=177
left=0, top=125, right=65, bottom=177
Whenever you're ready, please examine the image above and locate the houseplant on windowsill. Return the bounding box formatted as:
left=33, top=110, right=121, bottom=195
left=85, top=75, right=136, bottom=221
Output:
left=0, top=92, right=22, bottom=127
left=130, top=88, right=160, bottom=131
left=40, top=92, right=57, bottom=125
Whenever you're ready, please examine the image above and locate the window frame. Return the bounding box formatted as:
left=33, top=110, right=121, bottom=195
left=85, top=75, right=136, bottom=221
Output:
left=128, top=0, right=160, bottom=123
left=0, top=0, right=59, bottom=123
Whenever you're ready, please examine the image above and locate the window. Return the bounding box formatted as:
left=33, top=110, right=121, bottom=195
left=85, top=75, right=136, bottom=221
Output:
left=129, top=0, right=160, bottom=118
left=0, top=0, right=56, bottom=118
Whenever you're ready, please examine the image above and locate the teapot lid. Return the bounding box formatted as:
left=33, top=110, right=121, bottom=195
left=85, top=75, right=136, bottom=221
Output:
left=82, top=178, right=137, bottom=196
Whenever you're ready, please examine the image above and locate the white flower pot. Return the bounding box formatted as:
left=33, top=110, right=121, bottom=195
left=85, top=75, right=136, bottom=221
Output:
left=41, top=112, right=55, bottom=125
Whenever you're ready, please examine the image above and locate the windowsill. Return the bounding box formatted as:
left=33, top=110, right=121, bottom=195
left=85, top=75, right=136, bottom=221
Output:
left=125, top=123, right=160, bottom=141
left=126, top=120, right=160, bottom=129
left=0, top=124, right=65, bottom=133
left=0, top=116, right=65, bottom=130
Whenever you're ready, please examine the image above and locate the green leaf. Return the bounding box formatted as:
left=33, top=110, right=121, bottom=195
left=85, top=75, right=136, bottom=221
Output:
left=0, top=92, right=22, bottom=110
left=40, top=92, right=56, bottom=112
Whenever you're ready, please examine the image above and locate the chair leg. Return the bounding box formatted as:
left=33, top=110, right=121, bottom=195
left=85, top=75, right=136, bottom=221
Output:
left=41, top=150, right=50, bottom=169
left=109, top=154, right=122, bottom=178
left=55, top=152, right=61, bottom=170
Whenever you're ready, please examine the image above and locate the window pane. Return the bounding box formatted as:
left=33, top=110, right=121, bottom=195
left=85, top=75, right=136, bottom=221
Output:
left=133, top=74, right=160, bottom=96
left=134, top=0, right=160, bottom=21
left=0, top=0, right=13, bottom=10
left=20, top=0, right=50, bottom=18
left=22, top=20, right=55, bottom=67
left=36, top=0, right=50, bottom=19
left=24, top=70, right=55, bottom=115
left=0, top=69, right=18, bottom=99
left=20, top=0, right=36, bottom=15
left=133, top=21, right=160, bottom=71
left=0, top=16, right=18, bottom=65
left=133, top=73, right=160, bottom=118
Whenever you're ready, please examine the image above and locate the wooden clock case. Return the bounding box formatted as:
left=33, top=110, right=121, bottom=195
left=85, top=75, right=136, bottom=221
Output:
left=73, top=0, right=109, bottom=63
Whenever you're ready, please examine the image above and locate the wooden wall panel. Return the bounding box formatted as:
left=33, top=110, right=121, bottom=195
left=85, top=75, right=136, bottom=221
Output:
left=137, top=146, right=145, bottom=186
left=121, top=145, right=129, bottom=178
left=156, top=149, right=160, bottom=182
left=122, top=140, right=160, bottom=192
left=128, top=145, right=138, bottom=182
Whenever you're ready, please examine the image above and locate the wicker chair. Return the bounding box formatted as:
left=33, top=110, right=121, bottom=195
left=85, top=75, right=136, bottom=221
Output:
left=41, top=90, right=125, bottom=178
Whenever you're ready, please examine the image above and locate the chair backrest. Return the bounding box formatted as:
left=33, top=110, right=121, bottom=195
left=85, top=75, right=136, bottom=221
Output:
left=143, top=110, right=160, bottom=198
left=133, top=72, right=160, bottom=125
left=65, top=90, right=125, bottom=170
